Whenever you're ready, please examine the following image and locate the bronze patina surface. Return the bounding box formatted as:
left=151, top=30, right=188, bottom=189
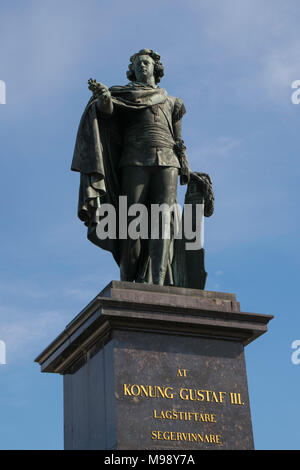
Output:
left=71, top=49, right=214, bottom=288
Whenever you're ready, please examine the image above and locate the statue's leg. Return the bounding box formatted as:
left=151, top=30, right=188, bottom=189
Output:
left=119, top=166, right=151, bottom=282
left=149, top=167, right=178, bottom=285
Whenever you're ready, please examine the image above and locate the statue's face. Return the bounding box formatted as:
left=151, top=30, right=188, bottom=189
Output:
left=133, top=54, right=155, bottom=83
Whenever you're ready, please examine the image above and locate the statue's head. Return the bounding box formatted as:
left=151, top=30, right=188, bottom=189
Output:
left=126, top=49, right=164, bottom=84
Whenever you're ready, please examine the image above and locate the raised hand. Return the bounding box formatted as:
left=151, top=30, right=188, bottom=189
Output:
left=88, top=78, right=113, bottom=113
left=88, top=79, right=110, bottom=100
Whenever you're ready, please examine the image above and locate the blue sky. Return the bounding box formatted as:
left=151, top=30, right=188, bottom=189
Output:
left=0, top=0, right=300, bottom=450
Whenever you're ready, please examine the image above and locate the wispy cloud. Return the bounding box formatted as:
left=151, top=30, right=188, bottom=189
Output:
left=183, top=0, right=300, bottom=107
left=2, top=0, right=298, bottom=117
left=0, top=276, right=114, bottom=364
left=0, top=305, right=69, bottom=364
left=194, top=137, right=242, bottom=160
left=0, top=1, right=120, bottom=111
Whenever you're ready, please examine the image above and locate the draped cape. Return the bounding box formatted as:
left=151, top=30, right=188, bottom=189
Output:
left=71, top=85, right=169, bottom=265
left=71, top=84, right=212, bottom=288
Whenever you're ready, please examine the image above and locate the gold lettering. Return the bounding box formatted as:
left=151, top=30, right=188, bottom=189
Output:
left=179, top=388, right=221, bottom=402
left=197, top=390, right=205, bottom=401
left=164, top=387, right=174, bottom=399
left=230, top=392, right=244, bottom=405
left=179, top=388, right=189, bottom=400
left=156, top=386, right=166, bottom=398
left=152, top=430, right=222, bottom=444
left=176, top=368, right=188, bottom=377
left=152, top=409, right=217, bottom=424
left=130, top=384, right=140, bottom=396
left=123, top=384, right=131, bottom=396
left=123, top=384, right=174, bottom=399
left=140, top=385, right=149, bottom=397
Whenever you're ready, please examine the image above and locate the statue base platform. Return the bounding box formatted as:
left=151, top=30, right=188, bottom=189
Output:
left=35, top=281, right=273, bottom=450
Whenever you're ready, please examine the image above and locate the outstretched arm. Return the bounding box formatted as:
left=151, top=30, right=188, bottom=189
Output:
left=88, top=78, right=113, bottom=115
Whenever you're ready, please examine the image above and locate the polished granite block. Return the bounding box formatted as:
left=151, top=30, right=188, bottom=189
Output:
left=35, top=281, right=273, bottom=450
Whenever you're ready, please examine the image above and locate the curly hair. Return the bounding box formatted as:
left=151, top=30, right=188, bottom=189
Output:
left=126, top=49, right=164, bottom=84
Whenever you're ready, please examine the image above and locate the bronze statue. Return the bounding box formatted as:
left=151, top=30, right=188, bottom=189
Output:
left=71, top=49, right=214, bottom=288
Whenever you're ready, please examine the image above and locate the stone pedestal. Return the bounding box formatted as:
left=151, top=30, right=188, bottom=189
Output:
left=35, top=281, right=273, bottom=450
